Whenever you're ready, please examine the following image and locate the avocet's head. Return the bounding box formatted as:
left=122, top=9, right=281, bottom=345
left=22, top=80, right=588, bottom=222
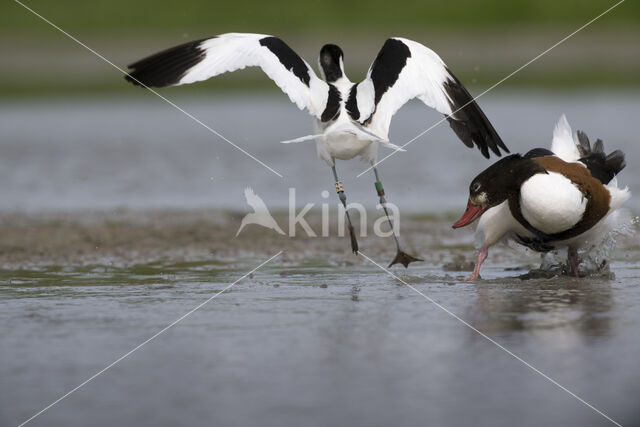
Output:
left=318, top=44, right=344, bottom=83
left=453, top=154, right=542, bottom=229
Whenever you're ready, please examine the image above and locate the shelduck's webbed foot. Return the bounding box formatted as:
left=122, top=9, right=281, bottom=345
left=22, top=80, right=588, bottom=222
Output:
left=463, top=272, right=481, bottom=281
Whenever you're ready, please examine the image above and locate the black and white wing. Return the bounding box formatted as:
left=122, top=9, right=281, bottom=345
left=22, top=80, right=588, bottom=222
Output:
left=349, top=37, right=508, bottom=158
left=125, top=33, right=329, bottom=119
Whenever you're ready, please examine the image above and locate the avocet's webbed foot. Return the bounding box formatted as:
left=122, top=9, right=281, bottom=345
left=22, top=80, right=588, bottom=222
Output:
left=388, top=249, right=423, bottom=268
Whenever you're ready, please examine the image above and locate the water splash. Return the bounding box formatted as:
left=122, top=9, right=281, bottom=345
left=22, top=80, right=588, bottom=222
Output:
left=523, top=213, right=638, bottom=278
left=580, top=213, right=638, bottom=274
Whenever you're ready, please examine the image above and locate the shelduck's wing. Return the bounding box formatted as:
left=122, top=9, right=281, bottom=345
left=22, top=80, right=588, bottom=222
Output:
left=349, top=37, right=508, bottom=158
left=550, top=115, right=627, bottom=185
left=125, top=33, right=329, bottom=119
left=575, top=130, right=626, bottom=186
left=550, top=114, right=581, bottom=162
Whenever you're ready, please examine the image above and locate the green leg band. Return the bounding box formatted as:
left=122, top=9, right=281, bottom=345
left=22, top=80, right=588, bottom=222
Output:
left=375, top=181, right=385, bottom=197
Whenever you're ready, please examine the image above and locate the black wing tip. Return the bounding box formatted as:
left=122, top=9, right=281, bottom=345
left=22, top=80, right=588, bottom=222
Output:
left=497, top=139, right=510, bottom=154
left=576, top=130, right=591, bottom=155
left=124, top=73, right=145, bottom=87
left=575, top=129, right=626, bottom=184
left=443, top=75, right=508, bottom=159
left=606, top=149, right=626, bottom=175
left=124, top=38, right=209, bottom=88
left=446, top=115, right=506, bottom=160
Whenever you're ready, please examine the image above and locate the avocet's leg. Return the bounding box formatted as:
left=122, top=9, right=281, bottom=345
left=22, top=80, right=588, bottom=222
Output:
left=372, top=166, right=422, bottom=268
left=465, top=244, right=489, bottom=281
left=567, top=246, right=579, bottom=277
left=332, top=165, right=358, bottom=254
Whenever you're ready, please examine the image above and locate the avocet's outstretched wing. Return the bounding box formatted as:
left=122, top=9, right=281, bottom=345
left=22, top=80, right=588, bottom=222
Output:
left=348, top=37, right=508, bottom=158
left=125, top=33, right=329, bottom=119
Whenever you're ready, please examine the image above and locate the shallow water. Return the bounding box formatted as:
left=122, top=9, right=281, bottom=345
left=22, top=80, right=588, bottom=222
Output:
left=2, top=252, right=640, bottom=426
left=0, top=91, right=638, bottom=212
left=1, top=93, right=639, bottom=426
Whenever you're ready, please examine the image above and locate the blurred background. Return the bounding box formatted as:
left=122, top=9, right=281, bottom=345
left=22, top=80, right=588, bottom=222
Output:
left=1, top=0, right=639, bottom=212
left=2, top=0, right=639, bottom=96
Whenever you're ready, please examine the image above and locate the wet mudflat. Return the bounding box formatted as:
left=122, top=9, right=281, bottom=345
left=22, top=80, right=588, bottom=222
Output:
left=1, top=210, right=639, bottom=427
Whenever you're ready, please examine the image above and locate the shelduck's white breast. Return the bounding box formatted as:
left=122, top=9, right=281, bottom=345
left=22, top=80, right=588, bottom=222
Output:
left=520, top=171, right=588, bottom=234
left=475, top=200, right=530, bottom=247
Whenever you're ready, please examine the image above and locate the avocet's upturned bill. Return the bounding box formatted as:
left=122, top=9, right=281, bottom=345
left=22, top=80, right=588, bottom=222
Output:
left=125, top=33, right=509, bottom=267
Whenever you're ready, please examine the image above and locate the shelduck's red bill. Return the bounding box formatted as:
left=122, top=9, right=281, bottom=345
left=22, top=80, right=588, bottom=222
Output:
left=452, top=200, right=484, bottom=228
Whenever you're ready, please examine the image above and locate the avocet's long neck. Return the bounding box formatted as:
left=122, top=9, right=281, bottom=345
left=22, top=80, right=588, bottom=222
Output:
left=332, top=74, right=352, bottom=90
left=319, top=44, right=346, bottom=83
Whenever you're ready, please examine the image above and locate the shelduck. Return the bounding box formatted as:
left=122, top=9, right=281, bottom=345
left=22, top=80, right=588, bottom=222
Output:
left=453, top=115, right=629, bottom=280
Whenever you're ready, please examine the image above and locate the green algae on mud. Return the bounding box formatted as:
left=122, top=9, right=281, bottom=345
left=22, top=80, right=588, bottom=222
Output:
left=0, top=209, right=637, bottom=283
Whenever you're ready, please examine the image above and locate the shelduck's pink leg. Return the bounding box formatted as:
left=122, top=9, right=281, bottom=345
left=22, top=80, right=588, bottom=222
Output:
left=464, top=244, right=489, bottom=281
left=567, top=247, right=579, bottom=277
